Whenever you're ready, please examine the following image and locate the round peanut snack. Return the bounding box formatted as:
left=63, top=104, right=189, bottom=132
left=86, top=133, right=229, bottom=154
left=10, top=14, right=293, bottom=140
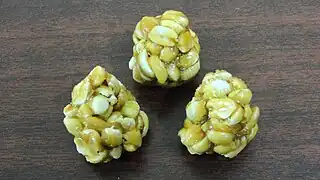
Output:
left=63, top=66, right=149, bottom=164
left=129, top=10, right=201, bottom=87
left=178, top=70, right=260, bottom=158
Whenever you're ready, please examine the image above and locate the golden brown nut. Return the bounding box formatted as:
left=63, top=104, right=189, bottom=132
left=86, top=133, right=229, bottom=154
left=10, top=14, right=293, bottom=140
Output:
left=63, top=66, right=149, bottom=164
left=130, top=10, right=201, bottom=87
left=178, top=70, right=260, bottom=158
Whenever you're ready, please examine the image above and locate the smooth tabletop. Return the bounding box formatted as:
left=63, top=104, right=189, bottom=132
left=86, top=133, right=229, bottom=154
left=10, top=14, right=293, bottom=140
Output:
left=1, top=0, right=320, bottom=180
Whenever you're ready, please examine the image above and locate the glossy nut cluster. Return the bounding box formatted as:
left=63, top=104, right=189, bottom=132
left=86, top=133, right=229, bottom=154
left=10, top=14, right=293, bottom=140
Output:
left=178, top=70, right=260, bottom=158
left=63, top=66, right=149, bottom=164
left=129, top=10, right=201, bottom=87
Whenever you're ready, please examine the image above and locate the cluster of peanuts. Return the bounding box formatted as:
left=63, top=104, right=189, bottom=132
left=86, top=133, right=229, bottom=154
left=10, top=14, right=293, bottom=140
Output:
left=129, top=10, right=200, bottom=87
left=63, top=10, right=260, bottom=164
left=178, top=70, right=259, bottom=158
left=63, top=66, right=148, bottom=163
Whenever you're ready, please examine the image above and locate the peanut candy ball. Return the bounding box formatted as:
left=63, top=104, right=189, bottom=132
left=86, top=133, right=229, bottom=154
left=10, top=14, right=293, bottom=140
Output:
left=63, top=66, right=149, bottom=164
left=178, top=70, right=260, bottom=158
left=129, top=10, right=201, bottom=87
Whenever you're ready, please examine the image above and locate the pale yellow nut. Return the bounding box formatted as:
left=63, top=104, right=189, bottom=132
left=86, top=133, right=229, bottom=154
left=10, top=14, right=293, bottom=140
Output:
left=110, top=121, right=125, bottom=132
left=160, top=46, right=178, bottom=63
left=77, top=103, right=93, bottom=118
left=160, top=19, right=185, bottom=34
left=63, top=104, right=78, bottom=117
left=134, top=21, right=144, bottom=40
left=227, top=106, right=244, bottom=125
left=209, top=118, right=233, bottom=133
left=121, top=100, right=140, bottom=118
left=189, top=137, right=211, bottom=155
left=178, top=128, right=187, bottom=140
left=139, top=111, right=149, bottom=137
left=200, top=121, right=211, bottom=132
left=177, top=48, right=199, bottom=69
left=109, top=146, right=122, bottom=159
left=186, top=147, right=197, bottom=155
left=74, top=129, right=103, bottom=156
left=74, top=138, right=108, bottom=164
left=151, top=25, right=178, bottom=39
left=88, top=66, right=106, bottom=87
left=177, top=30, right=193, bottom=53
left=107, top=111, right=124, bottom=125
left=101, top=127, right=123, bottom=147
left=178, top=125, right=205, bottom=146
left=137, top=65, right=153, bottom=81
left=123, top=144, right=138, bottom=152
left=74, top=129, right=107, bottom=164
left=185, top=100, right=207, bottom=124
left=161, top=10, right=189, bottom=28
left=63, top=117, right=84, bottom=137
left=90, top=95, right=110, bottom=115
left=123, top=130, right=142, bottom=148
left=180, top=60, right=200, bottom=81
left=183, top=118, right=193, bottom=128
left=228, top=88, right=253, bottom=105
left=206, top=98, right=237, bottom=119
left=133, top=44, right=138, bottom=56
left=224, top=137, right=247, bottom=158
left=129, top=56, right=136, bottom=70
left=148, top=25, right=178, bottom=46
left=136, top=114, right=144, bottom=132
left=202, top=79, right=232, bottom=98
left=229, top=77, right=248, bottom=90
left=243, top=104, right=252, bottom=123
left=193, top=42, right=200, bottom=54
left=192, top=34, right=201, bottom=53
left=133, top=34, right=139, bottom=44
left=118, top=117, right=136, bottom=131
left=148, top=34, right=175, bottom=46
left=137, top=49, right=155, bottom=78
left=132, top=65, right=145, bottom=83
left=114, top=88, right=129, bottom=110
left=148, top=55, right=168, bottom=84
left=100, top=106, right=113, bottom=121
left=107, top=111, right=122, bottom=122
left=247, top=125, right=259, bottom=142
left=77, top=129, right=103, bottom=154
left=213, top=144, right=234, bottom=154
left=107, top=75, right=122, bottom=95
left=189, top=29, right=196, bottom=37
left=96, top=85, right=114, bottom=98
left=139, top=16, right=159, bottom=38
left=167, top=63, right=180, bottom=82
left=133, top=43, right=138, bottom=57
left=207, top=130, right=235, bottom=145
left=246, top=106, right=260, bottom=130
left=71, top=78, right=92, bottom=105
left=146, top=41, right=163, bottom=55
left=108, top=95, right=118, bottom=106
left=81, top=117, right=111, bottom=132
left=134, top=40, right=146, bottom=55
